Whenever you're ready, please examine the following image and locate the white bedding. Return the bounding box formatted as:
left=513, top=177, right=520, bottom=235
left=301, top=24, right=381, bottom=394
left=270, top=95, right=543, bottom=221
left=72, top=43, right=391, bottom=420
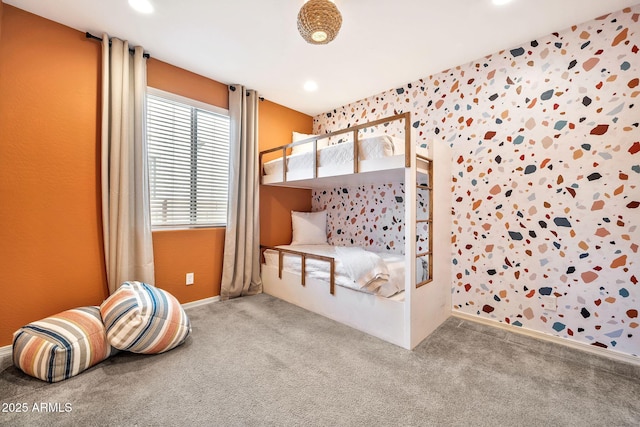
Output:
left=263, top=135, right=404, bottom=177
left=335, top=246, right=389, bottom=291
left=262, top=244, right=409, bottom=297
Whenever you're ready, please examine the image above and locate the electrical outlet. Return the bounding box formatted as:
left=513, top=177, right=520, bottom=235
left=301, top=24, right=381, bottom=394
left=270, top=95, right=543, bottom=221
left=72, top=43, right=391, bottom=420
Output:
left=186, top=272, right=194, bottom=285
left=541, top=295, right=557, bottom=311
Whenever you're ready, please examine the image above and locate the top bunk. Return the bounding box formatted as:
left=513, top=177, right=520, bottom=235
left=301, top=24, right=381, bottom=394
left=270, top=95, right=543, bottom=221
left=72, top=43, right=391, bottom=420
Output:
left=259, top=112, right=429, bottom=189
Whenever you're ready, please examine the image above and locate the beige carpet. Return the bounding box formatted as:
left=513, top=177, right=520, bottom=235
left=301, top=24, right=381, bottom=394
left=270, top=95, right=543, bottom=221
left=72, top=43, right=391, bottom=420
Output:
left=1, top=293, right=638, bottom=426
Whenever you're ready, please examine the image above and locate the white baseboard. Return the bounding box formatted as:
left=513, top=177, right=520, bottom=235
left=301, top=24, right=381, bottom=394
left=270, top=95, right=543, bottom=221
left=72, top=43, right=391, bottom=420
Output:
left=452, top=311, right=640, bottom=367
left=182, top=295, right=220, bottom=310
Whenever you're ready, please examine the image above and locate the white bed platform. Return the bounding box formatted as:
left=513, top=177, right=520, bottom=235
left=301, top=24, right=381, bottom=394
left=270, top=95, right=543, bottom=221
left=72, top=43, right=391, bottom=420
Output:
left=262, top=266, right=407, bottom=346
left=262, top=155, right=407, bottom=188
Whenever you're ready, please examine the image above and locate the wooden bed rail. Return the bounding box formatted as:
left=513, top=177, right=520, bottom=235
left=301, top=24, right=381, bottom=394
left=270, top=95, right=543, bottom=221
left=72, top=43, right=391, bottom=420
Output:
left=259, top=112, right=411, bottom=185
left=261, top=245, right=336, bottom=295
left=415, top=153, right=434, bottom=289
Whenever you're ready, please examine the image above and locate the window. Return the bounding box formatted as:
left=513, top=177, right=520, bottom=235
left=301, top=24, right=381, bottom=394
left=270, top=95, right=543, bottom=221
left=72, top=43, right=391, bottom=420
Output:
left=146, top=88, right=230, bottom=228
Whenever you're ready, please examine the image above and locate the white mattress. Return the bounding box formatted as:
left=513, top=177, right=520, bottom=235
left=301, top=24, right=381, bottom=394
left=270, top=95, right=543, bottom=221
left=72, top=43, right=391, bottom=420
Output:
left=263, top=244, right=423, bottom=298
left=263, top=135, right=404, bottom=177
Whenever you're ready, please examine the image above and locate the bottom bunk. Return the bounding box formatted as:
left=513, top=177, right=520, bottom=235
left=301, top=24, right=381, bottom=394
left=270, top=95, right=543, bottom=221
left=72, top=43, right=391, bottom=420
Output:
left=261, top=244, right=419, bottom=347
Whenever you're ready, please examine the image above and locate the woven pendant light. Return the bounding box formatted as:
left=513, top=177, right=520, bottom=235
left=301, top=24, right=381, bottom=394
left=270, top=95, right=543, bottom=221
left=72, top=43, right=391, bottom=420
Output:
left=297, top=0, right=342, bottom=45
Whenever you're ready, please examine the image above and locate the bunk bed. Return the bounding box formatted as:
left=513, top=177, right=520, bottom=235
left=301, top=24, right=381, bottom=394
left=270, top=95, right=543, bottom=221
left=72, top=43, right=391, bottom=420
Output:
left=259, top=112, right=451, bottom=349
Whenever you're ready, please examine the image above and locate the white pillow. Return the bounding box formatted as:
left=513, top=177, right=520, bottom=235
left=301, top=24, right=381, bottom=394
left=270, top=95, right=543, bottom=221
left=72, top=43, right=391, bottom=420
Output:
left=291, top=210, right=328, bottom=245
left=291, top=131, right=328, bottom=155
left=292, top=131, right=315, bottom=142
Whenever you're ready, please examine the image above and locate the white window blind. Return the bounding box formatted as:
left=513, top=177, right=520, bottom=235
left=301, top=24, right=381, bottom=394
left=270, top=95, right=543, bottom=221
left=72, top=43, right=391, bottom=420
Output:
left=146, top=89, right=230, bottom=228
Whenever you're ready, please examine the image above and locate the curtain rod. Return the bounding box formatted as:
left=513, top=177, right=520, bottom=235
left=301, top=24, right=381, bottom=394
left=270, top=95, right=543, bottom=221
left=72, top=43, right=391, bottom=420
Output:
left=86, top=34, right=260, bottom=101
left=85, top=32, right=151, bottom=59
left=229, top=85, right=264, bottom=101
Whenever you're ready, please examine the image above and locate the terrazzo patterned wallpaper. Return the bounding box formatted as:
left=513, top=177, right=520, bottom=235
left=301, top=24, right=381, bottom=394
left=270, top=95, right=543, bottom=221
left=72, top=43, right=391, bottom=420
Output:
left=311, top=183, right=431, bottom=255
left=311, top=179, right=429, bottom=254
left=313, top=7, right=639, bottom=357
left=312, top=184, right=406, bottom=253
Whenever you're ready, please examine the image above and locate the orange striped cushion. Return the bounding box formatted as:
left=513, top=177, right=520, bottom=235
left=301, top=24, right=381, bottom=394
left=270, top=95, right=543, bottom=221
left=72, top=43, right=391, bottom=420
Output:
left=100, top=281, right=191, bottom=354
left=12, top=306, right=115, bottom=383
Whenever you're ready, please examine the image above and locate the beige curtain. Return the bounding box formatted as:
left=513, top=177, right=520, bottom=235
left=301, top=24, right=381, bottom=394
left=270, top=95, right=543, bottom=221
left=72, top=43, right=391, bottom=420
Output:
left=101, top=35, right=155, bottom=294
left=221, top=86, right=262, bottom=299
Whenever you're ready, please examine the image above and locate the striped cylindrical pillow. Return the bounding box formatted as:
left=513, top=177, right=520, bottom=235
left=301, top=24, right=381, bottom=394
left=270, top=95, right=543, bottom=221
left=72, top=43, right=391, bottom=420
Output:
left=12, top=306, right=116, bottom=383
left=100, top=281, right=191, bottom=354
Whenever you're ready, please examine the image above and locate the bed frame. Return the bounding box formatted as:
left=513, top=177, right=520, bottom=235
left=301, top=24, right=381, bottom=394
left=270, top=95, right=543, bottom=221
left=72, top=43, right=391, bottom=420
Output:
left=259, top=113, right=452, bottom=350
left=261, top=245, right=336, bottom=294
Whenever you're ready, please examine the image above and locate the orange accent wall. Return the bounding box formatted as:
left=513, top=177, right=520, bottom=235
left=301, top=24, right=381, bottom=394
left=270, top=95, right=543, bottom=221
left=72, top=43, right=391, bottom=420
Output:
left=0, top=1, right=4, bottom=37
left=0, top=6, right=232, bottom=346
left=0, top=5, right=312, bottom=347
left=259, top=101, right=313, bottom=246
left=147, top=58, right=228, bottom=110
left=152, top=229, right=225, bottom=303
left=0, top=6, right=107, bottom=346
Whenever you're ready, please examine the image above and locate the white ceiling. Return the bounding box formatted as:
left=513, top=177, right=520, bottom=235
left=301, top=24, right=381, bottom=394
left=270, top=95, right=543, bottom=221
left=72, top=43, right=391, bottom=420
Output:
left=5, top=0, right=640, bottom=116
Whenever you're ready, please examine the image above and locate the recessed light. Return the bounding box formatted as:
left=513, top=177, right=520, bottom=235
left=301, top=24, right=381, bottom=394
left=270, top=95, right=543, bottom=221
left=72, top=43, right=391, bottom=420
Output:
left=129, top=0, right=154, bottom=14
left=304, top=81, right=318, bottom=92
left=492, top=0, right=512, bottom=5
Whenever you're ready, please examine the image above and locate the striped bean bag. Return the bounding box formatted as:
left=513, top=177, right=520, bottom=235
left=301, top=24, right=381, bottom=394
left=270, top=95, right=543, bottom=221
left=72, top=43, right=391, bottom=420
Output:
left=12, top=306, right=115, bottom=383
left=100, top=281, right=191, bottom=354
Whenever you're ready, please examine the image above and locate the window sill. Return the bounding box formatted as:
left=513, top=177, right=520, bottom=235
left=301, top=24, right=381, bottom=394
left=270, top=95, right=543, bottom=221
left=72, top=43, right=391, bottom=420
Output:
left=152, top=225, right=226, bottom=232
